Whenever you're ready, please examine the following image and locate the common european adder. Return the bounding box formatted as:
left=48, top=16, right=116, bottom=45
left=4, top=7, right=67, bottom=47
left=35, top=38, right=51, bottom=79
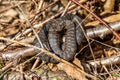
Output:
left=33, top=13, right=85, bottom=63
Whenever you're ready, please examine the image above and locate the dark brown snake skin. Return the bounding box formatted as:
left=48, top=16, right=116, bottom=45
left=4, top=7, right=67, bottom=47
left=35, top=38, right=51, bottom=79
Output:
left=34, top=14, right=85, bottom=63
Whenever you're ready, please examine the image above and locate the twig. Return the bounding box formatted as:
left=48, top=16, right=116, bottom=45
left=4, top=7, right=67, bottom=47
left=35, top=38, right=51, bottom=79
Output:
left=19, top=65, right=25, bottom=80
left=90, top=38, right=120, bottom=50
left=31, top=57, right=40, bottom=71
left=75, top=18, right=98, bottom=77
left=88, top=51, right=120, bottom=67
left=1, top=47, right=35, bottom=60
left=0, top=62, right=13, bottom=73
left=15, top=2, right=44, bottom=49
left=38, top=0, right=44, bottom=10
left=0, top=36, right=35, bottom=51
left=86, top=21, right=120, bottom=39
left=75, top=18, right=95, bottom=59
left=61, top=1, right=72, bottom=16
left=103, top=65, right=112, bottom=78
left=0, top=69, right=10, bottom=78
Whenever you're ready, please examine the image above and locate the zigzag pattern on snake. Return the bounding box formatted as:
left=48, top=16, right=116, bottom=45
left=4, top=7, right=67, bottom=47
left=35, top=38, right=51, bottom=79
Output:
left=33, top=13, right=85, bottom=63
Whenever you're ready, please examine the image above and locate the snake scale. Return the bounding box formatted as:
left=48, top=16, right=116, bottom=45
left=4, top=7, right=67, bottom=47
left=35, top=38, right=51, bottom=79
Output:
left=33, top=13, right=85, bottom=63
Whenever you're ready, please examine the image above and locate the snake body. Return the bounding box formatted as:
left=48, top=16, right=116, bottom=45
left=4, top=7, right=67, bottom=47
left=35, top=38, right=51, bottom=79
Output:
left=34, top=13, right=85, bottom=63
left=48, top=19, right=77, bottom=61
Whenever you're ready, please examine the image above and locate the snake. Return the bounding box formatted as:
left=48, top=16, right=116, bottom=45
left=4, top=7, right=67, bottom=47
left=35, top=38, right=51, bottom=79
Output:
left=33, top=13, right=85, bottom=63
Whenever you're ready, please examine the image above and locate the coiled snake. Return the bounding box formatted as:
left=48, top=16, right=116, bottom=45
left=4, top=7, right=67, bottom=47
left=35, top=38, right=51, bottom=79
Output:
left=33, top=14, right=85, bottom=63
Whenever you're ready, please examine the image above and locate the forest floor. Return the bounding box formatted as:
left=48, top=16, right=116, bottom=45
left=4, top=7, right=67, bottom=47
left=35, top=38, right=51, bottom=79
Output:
left=0, top=0, right=120, bottom=80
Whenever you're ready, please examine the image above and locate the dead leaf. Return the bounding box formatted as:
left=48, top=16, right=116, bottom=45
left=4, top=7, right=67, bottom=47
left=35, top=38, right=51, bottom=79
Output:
left=57, top=62, right=87, bottom=80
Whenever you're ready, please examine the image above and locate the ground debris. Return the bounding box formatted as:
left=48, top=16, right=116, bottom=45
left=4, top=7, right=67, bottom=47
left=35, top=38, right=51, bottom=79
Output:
left=0, top=0, right=120, bottom=80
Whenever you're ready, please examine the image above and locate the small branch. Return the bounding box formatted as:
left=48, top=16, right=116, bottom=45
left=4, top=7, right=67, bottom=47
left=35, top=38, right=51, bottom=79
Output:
left=0, top=62, right=13, bottom=73
left=61, top=1, right=72, bottom=16
left=88, top=51, right=120, bottom=67
left=1, top=47, right=35, bottom=60
left=86, top=21, right=120, bottom=38
left=31, top=57, right=40, bottom=71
